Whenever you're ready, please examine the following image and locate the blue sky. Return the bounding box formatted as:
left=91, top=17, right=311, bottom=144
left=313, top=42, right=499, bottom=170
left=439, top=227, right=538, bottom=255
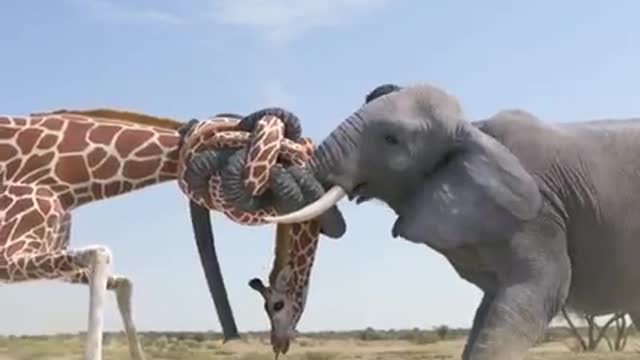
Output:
left=2, top=0, right=640, bottom=335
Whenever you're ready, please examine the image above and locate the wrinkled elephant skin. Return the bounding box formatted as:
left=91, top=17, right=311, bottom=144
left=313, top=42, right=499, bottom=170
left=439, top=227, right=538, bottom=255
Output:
left=265, top=84, right=640, bottom=359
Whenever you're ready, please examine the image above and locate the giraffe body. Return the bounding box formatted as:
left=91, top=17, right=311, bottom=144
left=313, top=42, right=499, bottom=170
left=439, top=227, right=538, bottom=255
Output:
left=0, top=113, right=182, bottom=287
left=0, top=114, right=180, bottom=209
left=0, top=108, right=327, bottom=359
left=0, top=111, right=184, bottom=360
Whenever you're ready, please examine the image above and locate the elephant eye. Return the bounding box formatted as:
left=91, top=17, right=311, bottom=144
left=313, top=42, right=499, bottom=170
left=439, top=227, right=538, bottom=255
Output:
left=273, top=300, right=285, bottom=312
left=384, top=134, right=399, bottom=145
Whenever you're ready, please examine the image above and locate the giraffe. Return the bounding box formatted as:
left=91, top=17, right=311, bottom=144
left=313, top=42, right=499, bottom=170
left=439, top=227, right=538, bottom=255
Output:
left=0, top=107, right=336, bottom=359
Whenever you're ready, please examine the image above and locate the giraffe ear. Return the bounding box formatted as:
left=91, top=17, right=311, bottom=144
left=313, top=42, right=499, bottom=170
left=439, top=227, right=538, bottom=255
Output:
left=274, top=265, right=294, bottom=292
left=249, top=278, right=267, bottom=296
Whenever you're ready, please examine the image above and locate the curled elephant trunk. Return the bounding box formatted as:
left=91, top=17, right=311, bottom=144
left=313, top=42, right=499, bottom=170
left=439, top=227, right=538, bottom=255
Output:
left=185, top=146, right=347, bottom=238
left=264, top=113, right=365, bottom=224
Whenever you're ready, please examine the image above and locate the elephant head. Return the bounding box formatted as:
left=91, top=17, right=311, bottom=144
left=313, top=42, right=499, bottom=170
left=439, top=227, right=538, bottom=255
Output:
left=262, top=84, right=542, bottom=248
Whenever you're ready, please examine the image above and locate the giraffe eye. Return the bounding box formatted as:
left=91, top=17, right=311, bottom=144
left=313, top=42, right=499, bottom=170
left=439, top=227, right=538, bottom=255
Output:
left=273, top=300, right=285, bottom=312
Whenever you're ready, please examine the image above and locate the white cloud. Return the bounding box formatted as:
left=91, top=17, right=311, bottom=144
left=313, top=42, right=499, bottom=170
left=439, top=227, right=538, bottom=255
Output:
left=67, top=0, right=391, bottom=43
left=67, top=0, right=184, bottom=25
left=210, top=0, right=391, bottom=44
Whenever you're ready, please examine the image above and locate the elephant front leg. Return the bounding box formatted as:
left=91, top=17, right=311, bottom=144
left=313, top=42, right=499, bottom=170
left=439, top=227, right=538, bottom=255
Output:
left=448, top=265, right=497, bottom=360
left=464, top=272, right=569, bottom=360
left=462, top=294, right=493, bottom=360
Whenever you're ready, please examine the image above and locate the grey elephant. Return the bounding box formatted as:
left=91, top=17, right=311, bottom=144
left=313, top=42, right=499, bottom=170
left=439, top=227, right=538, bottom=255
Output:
left=263, top=83, right=640, bottom=359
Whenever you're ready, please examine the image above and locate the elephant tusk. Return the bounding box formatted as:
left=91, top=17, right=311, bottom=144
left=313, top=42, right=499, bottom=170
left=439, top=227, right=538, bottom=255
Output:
left=263, top=186, right=347, bottom=224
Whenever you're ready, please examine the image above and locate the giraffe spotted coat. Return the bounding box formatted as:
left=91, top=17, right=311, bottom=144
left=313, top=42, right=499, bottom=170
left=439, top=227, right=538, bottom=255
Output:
left=0, top=108, right=325, bottom=359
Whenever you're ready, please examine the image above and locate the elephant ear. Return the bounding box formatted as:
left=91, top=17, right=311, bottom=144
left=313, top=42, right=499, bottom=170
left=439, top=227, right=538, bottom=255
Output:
left=392, top=123, right=542, bottom=250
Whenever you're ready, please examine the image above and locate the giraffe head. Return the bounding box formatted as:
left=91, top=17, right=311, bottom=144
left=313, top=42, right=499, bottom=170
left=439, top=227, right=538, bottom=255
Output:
left=249, top=265, right=301, bottom=356
left=248, top=222, right=318, bottom=356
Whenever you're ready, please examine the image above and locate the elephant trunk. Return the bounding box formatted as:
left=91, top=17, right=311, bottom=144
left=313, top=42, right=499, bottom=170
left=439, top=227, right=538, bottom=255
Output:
left=308, top=112, right=364, bottom=183
left=265, top=112, right=365, bottom=224
left=188, top=200, right=239, bottom=341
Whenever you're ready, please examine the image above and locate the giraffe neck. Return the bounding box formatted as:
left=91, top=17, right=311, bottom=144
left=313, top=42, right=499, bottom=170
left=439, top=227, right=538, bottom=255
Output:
left=0, top=112, right=183, bottom=210
left=288, top=221, right=321, bottom=323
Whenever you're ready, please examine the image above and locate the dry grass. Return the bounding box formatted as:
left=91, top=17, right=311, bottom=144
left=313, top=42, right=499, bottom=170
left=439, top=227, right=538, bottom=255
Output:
left=1, top=332, right=639, bottom=360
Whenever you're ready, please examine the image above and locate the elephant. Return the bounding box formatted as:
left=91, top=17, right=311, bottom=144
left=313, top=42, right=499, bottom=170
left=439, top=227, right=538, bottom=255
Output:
left=263, top=83, right=640, bottom=359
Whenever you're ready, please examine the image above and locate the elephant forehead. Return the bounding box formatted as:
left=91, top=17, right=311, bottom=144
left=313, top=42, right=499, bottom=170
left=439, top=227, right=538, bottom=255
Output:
left=361, top=84, right=465, bottom=124
left=359, top=101, right=422, bottom=129
left=401, top=85, right=464, bottom=117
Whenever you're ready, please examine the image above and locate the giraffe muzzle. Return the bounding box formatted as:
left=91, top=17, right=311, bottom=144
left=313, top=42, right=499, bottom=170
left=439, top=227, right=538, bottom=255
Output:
left=271, top=333, right=291, bottom=358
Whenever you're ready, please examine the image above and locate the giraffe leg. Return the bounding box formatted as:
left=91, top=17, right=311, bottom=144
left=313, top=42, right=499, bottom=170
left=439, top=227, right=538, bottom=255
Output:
left=4, top=245, right=111, bottom=360
left=56, top=210, right=144, bottom=360
left=84, top=246, right=110, bottom=360
left=0, top=184, right=141, bottom=360
left=65, top=271, right=145, bottom=360
left=110, top=276, right=145, bottom=360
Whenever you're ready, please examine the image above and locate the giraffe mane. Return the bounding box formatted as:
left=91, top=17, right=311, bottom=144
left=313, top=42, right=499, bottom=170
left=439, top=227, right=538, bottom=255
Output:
left=30, top=108, right=185, bottom=130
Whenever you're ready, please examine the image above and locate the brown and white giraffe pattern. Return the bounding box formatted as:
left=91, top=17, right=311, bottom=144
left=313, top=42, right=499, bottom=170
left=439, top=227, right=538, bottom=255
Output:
left=176, top=114, right=322, bottom=338
left=0, top=114, right=182, bottom=285
left=177, top=115, right=314, bottom=223
left=0, top=110, right=323, bottom=357
left=0, top=111, right=186, bottom=360
left=280, top=221, right=321, bottom=326
left=0, top=114, right=182, bottom=284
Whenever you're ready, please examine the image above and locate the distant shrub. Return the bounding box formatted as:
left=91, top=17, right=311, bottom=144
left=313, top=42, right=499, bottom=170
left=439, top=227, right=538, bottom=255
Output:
left=400, top=328, right=439, bottom=345
left=435, top=325, right=449, bottom=340
left=192, top=333, right=207, bottom=342
left=155, top=335, right=169, bottom=348
left=358, top=327, right=385, bottom=341
left=104, top=332, right=124, bottom=347
left=141, top=336, right=157, bottom=348
left=182, top=339, right=200, bottom=349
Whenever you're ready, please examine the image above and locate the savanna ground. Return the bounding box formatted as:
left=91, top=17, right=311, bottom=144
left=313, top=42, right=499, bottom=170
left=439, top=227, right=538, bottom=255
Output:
left=2, top=327, right=640, bottom=360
